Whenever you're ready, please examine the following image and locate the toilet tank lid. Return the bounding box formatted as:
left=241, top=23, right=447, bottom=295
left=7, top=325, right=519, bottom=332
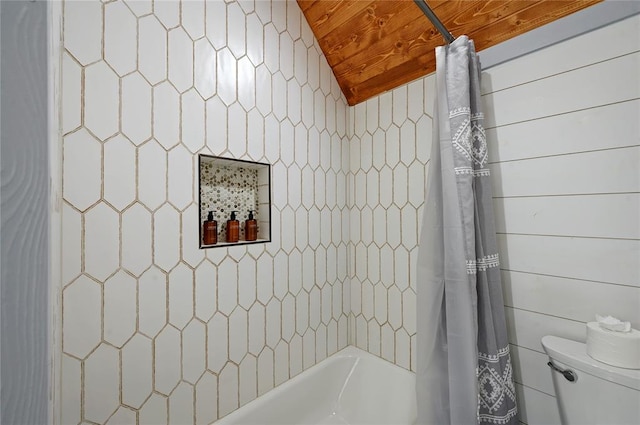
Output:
left=541, top=336, right=640, bottom=391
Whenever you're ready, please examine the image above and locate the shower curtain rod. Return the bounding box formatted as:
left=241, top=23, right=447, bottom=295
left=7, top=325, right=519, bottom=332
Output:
left=413, top=0, right=456, bottom=44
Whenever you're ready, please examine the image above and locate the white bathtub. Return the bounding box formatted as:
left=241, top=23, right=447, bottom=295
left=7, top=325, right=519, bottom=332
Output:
left=216, top=346, right=417, bottom=425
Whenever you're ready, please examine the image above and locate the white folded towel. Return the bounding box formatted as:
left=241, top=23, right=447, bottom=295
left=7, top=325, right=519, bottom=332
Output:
left=596, top=314, right=631, bottom=332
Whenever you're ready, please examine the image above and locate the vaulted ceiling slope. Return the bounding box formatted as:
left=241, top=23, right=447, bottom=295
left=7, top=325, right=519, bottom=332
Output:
left=298, top=0, right=602, bottom=105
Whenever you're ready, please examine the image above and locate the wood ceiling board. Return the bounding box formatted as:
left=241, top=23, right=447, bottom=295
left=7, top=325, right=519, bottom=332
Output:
left=319, top=0, right=420, bottom=66
left=298, top=0, right=603, bottom=105
left=302, top=0, right=378, bottom=40
left=467, top=0, right=602, bottom=51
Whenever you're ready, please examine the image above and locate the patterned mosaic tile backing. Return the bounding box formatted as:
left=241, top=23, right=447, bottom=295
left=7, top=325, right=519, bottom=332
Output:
left=200, top=160, right=260, bottom=242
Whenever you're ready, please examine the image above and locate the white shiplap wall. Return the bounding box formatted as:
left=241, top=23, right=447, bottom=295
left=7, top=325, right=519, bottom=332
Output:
left=482, top=14, right=640, bottom=425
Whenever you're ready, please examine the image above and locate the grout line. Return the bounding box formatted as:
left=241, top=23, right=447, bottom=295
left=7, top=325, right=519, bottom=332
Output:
left=483, top=97, right=640, bottom=131
left=482, top=50, right=640, bottom=96
left=496, top=232, right=640, bottom=242
left=500, top=268, right=640, bottom=289
left=492, top=192, right=640, bottom=199
left=504, top=305, right=589, bottom=326
left=488, top=143, right=640, bottom=165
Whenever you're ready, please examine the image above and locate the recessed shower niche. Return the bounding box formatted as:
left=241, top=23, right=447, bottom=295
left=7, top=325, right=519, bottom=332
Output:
left=199, top=155, right=271, bottom=248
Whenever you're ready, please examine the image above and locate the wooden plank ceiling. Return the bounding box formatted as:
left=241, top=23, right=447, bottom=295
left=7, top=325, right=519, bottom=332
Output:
left=298, top=0, right=602, bottom=105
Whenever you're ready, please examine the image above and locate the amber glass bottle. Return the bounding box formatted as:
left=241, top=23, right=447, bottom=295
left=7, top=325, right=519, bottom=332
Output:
left=245, top=210, right=257, bottom=241
left=226, top=211, right=239, bottom=243
left=203, top=211, right=217, bottom=245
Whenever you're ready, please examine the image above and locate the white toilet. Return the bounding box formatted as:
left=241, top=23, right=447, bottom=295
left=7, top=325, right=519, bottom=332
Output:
left=541, top=335, right=640, bottom=425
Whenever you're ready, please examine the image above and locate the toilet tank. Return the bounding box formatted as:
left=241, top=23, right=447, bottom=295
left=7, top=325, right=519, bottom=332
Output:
left=541, top=336, right=640, bottom=425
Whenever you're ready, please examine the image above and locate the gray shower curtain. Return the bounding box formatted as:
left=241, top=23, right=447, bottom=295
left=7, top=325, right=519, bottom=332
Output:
left=416, top=36, right=517, bottom=425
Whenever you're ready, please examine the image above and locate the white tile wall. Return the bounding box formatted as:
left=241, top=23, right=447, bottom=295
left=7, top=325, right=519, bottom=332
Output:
left=58, top=1, right=639, bottom=424
left=60, top=1, right=350, bottom=423
left=483, top=14, right=640, bottom=425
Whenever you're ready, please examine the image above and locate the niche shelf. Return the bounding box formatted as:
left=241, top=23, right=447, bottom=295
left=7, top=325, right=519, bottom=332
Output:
left=199, top=155, right=271, bottom=248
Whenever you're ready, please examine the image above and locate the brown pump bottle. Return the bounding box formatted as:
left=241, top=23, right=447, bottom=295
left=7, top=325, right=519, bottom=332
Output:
left=202, top=211, right=217, bottom=245
left=245, top=210, right=257, bottom=241
left=226, top=211, right=239, bottom=243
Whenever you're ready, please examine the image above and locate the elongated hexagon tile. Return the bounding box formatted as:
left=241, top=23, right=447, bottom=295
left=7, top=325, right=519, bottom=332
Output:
left=182, top=89, right=206, bottom=154
left=105, top=406, right=136, bottom=425
left=239, top=355, right=257, bottom=406
left=238, top=259, right=256, bottom=310
left=384, top=206, right=401, bottom=249
left=217, top=48, right=237, bottom=106
left=246, top=13, right=263, bottom=66
left=139, top=15, right=167, bottom=85
left=219, top=362, right=239, bottom=417
left=104, top=1, right=137, bottom=76
left=207, top=313, right=228, bottom=373
left=272, top=250, right=288, bottom=301
left=154, top=204, right=180, bottom=271
left=138, top=266, right=167, bottom=338
left=275, top=340, right=290, bottom=384
left=195, top=372, right=217, bottom=425
left=182, top=319, right=206, bottom=384
left=61, top=354, right=81, bottom=425
left=263, top=26, right=278, bottom=75
left=154, top=0, right=180, bottom=29
left=265, top=299, right=281, bottom=349
left=295, top=290, right=309, bottom=335
left=183, top=209, right=204, bottom=265
left=374, top=282, right=388, bottom=324
left=62, top=276, right=101, bottom=358
left=122, top=72, right=152, bottom=145
left=256, top=253, right=273, bottom=305
left=154, top=325, right=181, bottom=395
left=309, top=286, right=321, bottom=330
left=272, top=72, right=287, bottom=122
left=195, top=261, right=216, bottom=322
left=154, top=82, right=180, bottom=150
left=169, top=382, right=194, bottom=425
left=84, top=202, right=120, bottom=282
left=304, top=329, right=316, bottom=370
left=248, top=303, right=265, bottom=356
left=205, top=96, right=227, bottom=155
left=64, top=0, right=102, bottom=66
left=282, top=294, right=295, bottom=342
left=227, top=102, right=247, bottom=157
left=388, top=286, right=403, bottom=331
left=167, top=145, right=194, bottom=210
left=237, top=56, right=256, bottom=112
left=61, top=206, right=80, bottom=285
left=62, top=53, right=81, bottom=134
left=279, top=32, right=294, bottom=81
left=227, top=2, right=246, bottom=59
left=168, top=263, right=194, bottom=330
left=168, top=27, right=193, bottom=93
left=257, top=347, right=274, bottom=396
left=139, top=393, right=168, bottom=425
left=402, top=289, right=417, bottom=335
left=63, top=129, right=101, bottom=211
left=84, top=62, right=119, bottom=141
left=121, top=333, right=153, bottom=409
left=255, top=64, right=272, bottom=116
left=138, top=139, right=167, bottom=210
left=194, top=39, right=216, bottom=100
left=289, top=334, right=302, bottom=378
left=104, top=270, right=136, bottom=347
left=217, top=258, right=238, bottom=316
left=205, top=0, right=226, bottom=49
left=181, top=0, right=205, bottom=40
left=84, top=344, right=120, bottom=423
left=122, top=204, right=152, bottom=277
left=229, top=308, right=248, bottom=363
left=247, top=109, right=265, bottom=161
left=104, top=135, right=136, bottom=211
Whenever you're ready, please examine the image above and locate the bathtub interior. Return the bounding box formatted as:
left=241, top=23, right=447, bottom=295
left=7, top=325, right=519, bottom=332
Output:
left=215, top=346, right=417, bottom=425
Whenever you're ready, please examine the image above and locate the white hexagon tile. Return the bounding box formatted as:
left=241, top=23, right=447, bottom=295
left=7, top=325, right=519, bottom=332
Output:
left=58, top=0, right=431, bottom=423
